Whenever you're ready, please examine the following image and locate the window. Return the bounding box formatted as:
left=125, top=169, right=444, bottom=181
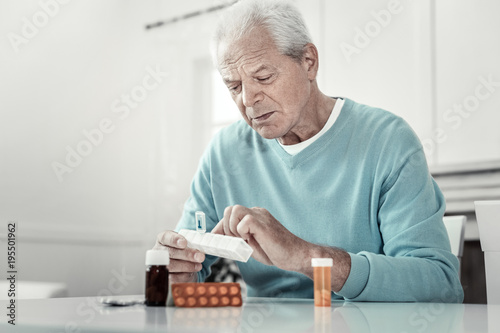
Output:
left=210, top=69, right=241, bottom=137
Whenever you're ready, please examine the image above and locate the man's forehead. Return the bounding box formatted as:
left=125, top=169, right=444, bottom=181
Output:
left=218, top=27, right=279, bottom=75
left=220, top=41, right=270, bottom=66
left=219, top=46, right=279, bottom=81
left=221, top=59, right=275, bottom=81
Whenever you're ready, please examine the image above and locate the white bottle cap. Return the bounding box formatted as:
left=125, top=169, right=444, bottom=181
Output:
left=311, top=258, right=333, bottom=267
left=145, top=249, right=170, bottom=266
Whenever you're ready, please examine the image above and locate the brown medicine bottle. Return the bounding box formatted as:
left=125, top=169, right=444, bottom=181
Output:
left=145, top=250, right=170, bottom=306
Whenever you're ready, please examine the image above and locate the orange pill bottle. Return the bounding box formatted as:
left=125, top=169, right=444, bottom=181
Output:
left=312, top=258, right=333, bottom=307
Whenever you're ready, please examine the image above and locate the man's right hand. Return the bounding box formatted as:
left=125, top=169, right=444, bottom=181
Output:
left=154, top=230, right=205, bottom=284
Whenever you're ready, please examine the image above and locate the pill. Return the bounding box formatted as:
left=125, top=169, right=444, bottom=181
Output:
left=197, top=286, right=206, bottom=295
left=230, top=286, right=239, bottom=295
left=186, top=286, right=195, bottom=296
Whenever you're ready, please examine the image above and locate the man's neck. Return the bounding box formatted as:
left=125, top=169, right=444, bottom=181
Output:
left=278, top=92, right=336, bottom=145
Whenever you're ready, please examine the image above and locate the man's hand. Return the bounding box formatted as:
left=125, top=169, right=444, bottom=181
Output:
left=212, top=205, right=312, bottom=271
left=154, top=230, right=205, bottom=284
left=212, top=205, right=351, bottom=292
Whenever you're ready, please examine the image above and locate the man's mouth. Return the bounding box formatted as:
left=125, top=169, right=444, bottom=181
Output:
left=252, top=111, right=275, bottom=122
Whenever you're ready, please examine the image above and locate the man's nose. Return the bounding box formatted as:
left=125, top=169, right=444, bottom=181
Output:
left=241, top=82, right=263, bottom=108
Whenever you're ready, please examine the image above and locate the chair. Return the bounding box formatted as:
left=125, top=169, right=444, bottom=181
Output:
left=443, top=215, right=466, bottom=264
left=475, top=200, right=500, bottom=304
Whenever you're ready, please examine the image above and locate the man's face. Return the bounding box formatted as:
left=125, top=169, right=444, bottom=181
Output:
left=217, top=28, right=313, bottom=140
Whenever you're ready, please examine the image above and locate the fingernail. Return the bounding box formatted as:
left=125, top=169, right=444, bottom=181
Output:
left=177, top=238, right=186, bottom=247
left=194, top=253, right=204, bottom=262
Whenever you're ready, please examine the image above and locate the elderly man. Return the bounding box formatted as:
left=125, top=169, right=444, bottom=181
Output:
left=156, top=0, right=463, bottom=302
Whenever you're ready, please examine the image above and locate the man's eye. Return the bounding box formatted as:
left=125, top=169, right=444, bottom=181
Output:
left=229, top=85, right=241, bottom=93
left=257, top=76, right=272, bottom=82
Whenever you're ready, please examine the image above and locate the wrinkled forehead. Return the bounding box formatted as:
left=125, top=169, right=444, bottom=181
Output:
left=218, top=49, right=272, bottom=81
left=217, top=27, right=278, bottom=73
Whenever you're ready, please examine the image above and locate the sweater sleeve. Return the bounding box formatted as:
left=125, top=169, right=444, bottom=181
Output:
left=336, top=127, right=464, bottom=302
left=174, top=144, right=220, bottom=282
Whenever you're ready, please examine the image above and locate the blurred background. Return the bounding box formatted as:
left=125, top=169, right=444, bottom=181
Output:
left=0, top=0, right=499, bottom=303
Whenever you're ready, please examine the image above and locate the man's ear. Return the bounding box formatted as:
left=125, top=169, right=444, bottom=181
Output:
left=302, top=43, right=319, bottom=81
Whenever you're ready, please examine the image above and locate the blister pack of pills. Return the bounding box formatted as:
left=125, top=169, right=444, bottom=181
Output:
left=178, top=229, right=253, bottom=262
left=172, top=282, right=242, bottom=308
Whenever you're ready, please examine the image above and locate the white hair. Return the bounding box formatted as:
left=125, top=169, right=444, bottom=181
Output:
left=212, top=0, right=313, bottom=67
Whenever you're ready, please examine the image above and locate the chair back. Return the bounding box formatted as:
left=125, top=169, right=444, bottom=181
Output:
left=475, top=200, right=500, bottom=304
left=443, top=215, right=466, bottom=259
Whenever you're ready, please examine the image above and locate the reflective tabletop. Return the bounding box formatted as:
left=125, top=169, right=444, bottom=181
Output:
left=1, top=295, right=498, bottom=332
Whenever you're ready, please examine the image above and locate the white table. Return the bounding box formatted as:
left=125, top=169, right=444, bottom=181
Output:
left=1, top=295, right=498, bottom=332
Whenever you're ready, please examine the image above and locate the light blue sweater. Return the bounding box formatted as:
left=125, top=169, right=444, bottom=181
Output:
left=175, top=98, right=464, bottom=302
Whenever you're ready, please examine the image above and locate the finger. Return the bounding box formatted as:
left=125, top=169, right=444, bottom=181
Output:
left=168, top=258, right=203, bottom=273
left=237, top=216, right=273, bottom=265
left=152, top=245, right=205, bottom=263
left=222, top=206, right=236, bottom=237
left=212, top=221, right=224, bottom=235
left=229, top=205, right=248, bottom=237
left=168, top=246, right=205, bottom=263
left=236, top=214, right=254, bottom=241
left=169, top=272, right=198, bottom=284
left=154, top=231, right=205, bottom=263
left=237, top=207, right=274, bottom=241
left=156, top=230, right=187, bottom=249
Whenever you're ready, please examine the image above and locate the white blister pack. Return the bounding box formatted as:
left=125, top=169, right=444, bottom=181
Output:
left=178, top=229, right=253, bottom=262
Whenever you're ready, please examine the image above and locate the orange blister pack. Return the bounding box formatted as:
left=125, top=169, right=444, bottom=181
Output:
left=172, top=282, right=242, bottom=308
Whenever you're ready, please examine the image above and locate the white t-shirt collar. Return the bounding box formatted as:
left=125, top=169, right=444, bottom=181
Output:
left=278, top=98, right=344, bottom=156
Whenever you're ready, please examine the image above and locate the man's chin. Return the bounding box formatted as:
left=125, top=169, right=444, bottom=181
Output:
left=252, top=125, right=282, bottom=140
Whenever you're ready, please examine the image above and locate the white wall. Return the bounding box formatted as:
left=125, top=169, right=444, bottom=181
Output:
left=322, top=0, right=434, bottom=159
left=1, top=0, right=499, bottom=298
left=434, top=0, right=500, bottom=165
left=316, top=0, right=500, bottom=168
left=0, top=0, right=223, bottom=297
